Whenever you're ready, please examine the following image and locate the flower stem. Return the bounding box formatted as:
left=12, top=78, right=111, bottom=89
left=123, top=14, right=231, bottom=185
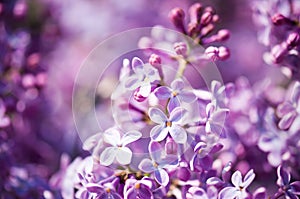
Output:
left=176, top=58, right=188, bottom=78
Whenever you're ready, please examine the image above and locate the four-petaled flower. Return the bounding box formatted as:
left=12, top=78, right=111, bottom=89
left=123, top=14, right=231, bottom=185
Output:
left=138, top=141, right=178, bottom=186
left=123, top=177, right=154, bottom=199
left=276, top=165, right=300, bottom=199
left=219, top=169, right=255, bottom=199
left=149, top=107, right=187, bottom=144
left=86, top=182, right=122, bottom=199
left=100, top=128, right=142, bottom=166
left=154, top=78, right=196, bottom=112
left=125, top=57, right=160, bottom=98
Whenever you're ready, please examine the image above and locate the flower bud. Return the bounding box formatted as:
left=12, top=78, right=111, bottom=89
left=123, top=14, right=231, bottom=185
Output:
left=271, top=43, right=288, bottom=63
left=169, top=8, right=186, bottom=34
left=174, top=42, right=187, bottom=56
left=217, top=29, right=230, bottom=41
left=165, top=136, right=177, bottom=154
left=149, top=54, right=163, bottom=80
left=200, top=11, right=213, bottom=26
left=205, top=46, right=230, bottom=61
left=272, top=13, right=295, bottom=26
left=177, top=165, right=191, bottom=181
left=188, top=3, right=202, bottom=23
left=286, top=32, right=300, bottom=49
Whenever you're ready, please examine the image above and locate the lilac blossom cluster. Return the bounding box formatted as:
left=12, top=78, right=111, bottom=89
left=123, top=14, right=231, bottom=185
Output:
left=49, top=2, right=300, bottom=199
left=252, top=0, right=300, bottom=78
left=1, top=0, right=300, bottom=199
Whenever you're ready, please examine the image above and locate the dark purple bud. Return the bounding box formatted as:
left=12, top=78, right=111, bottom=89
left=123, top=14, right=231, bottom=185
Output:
left=271, top=43, right=288, bottom=63
left=217, top=29, right=230, bottom=41
left=169, top=8, right=186, bottom=34
left=200, top=24, right=214, bottom=37
left=286, top=32, right=300, bottom=49
left=188, top=3, right=202, bottom=23
left=200, top=11, right=213, bottom=26
left=272, top=13, right=295, bottom=26
left=174, top=42, right=187, bottom=56
left=188, top=22, right=199, bottom=37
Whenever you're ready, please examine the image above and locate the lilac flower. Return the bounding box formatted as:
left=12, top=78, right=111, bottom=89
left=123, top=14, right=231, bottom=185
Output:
left=138, top=141, right=178, bottom=186
left=277, top=81, right=300, bottom=130
left=125, top=57, right=160, bottom=98
left=100, top=128, right=142, bottom=166
left=219, top=169, right=255, bottom=199
left=276, top=165, right=300, bottom=199
left=123, top=177, right=154, bottom=199
left=205, top=103, right=229, bottom=136
left=190, top=134, right=223, bottom=171
left=154, top=78, right=196, bottom=112
left=186, top=186, right=218, bottom=199
left=148, top=107, right=188, bottom=143
left=86, top=182, right=122, bottom=199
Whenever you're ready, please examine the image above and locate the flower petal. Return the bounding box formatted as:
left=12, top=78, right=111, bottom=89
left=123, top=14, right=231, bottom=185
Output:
left=168, top=96, right=181, bottom=112
left=179, top=90, right=197, bottom=103
left=122, top=130, right=142, bottom=146
left=231, top=170, right=242, bottom=187
left=277, top=165, right=290, bottom=186
left=277, top=102, right=294, bottom=118
left=86, top=183, right=104, bottom=193
left=150, top=125, right=168, bottom=142
left=132, top=57, right=144, bottom=75
left=169, top=126, right=187, bottom=144
left=242, top=169, right=255, bottom=188
left=103, top=128, right=121, bottom=146
left=154, top=86, right=172, bottom=100
left=154, top=168, right=169, bottom=186
left=116, top=147, right=132, bottom=165
left=171, top=78, right=185, bottom=91
left=218, top=187, right=238, bottom=199
left=137, top=184, right=153, bottom=199
left=138, top=159, right=156, bottom=173
left=83, top=133, right=102, bottom=151
left=290, top=181, right=300, bottom=195
left=149, top=141, right=163, bottom=162
left=125, top=76, right=141, bottom=90
left=169, top=107, right=187, bottom=123
left=124, top=188, right=137, bottom=199
left=100, top=147, right=118, bottom=166
left=139, top=83, right=152, bottom=97
left=148, top=107, right=167, bottom=124
left=278, top=111, right=297, bottom=130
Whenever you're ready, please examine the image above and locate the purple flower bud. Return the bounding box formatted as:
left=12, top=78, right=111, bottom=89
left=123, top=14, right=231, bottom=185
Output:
left=188, top=22, right=199, bottom=37
left=286, top=32, right=300, bottom=49
left=174, top=42, right=187, bottom=56
left=217, top=29, right=230, bottom=41
left=271, top=43, right=288, bottom=63
left=169, top=8, right=186, bottom=34
left=272, top=13, right=295, bottom=26
left=205, top=46, right=230, bottom=61
left=149, top=54, right=161, bottom=67
left=165, top=136, right=177, bottom=155
left=200, top=11, right=213, bottom=26
left=188, top=3, right=202, bottom=23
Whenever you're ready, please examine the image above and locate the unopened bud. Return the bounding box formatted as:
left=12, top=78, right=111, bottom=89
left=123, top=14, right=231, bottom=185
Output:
left=272, top=13, right=295, bottom=26
left=200, top=11, right=213, bottom=26
left=174, top=42, right=187, bottom=56
left=217, top=29, right=230, bottom=41
left=205, top=46, right=230, bottom=61
left=188, top=3, right=202, bottom=23
left=286, top=32, right=300, bottom=49
left=271, top=43, right=288, bottom=63
left=165, top=136, right=177, bottom=154
left=149, top=54, right=163, bottom=80
left=169, top=8, right=186, bottom=34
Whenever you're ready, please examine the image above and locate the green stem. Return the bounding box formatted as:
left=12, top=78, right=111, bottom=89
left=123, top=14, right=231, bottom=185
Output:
left=176, top=58, right=188, bottom=78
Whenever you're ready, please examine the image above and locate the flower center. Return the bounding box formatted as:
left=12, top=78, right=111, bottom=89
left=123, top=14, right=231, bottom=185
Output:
left=106, top=188, right=111, bottom=193
left=166, top=121, right=172, bottom=127
left=144, top=76, right=150, bottom=82
left=153, top=162, right=158, bottom=168
left=135, top=183, right=141, bottom=189
left=172, top=91, right=178, bottom=97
